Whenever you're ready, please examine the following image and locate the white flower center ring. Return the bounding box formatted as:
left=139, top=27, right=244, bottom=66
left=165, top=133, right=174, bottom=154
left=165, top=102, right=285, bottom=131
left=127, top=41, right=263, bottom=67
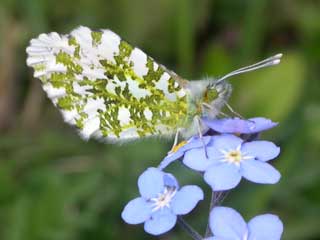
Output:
left=150, top=187, right=176, bottom=212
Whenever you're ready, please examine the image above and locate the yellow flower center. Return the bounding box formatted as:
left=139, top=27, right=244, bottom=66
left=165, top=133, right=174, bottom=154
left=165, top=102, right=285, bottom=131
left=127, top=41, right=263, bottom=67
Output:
left=225, top=150, right=243, bottom=164
left=220, top=145, right=254, bottom=167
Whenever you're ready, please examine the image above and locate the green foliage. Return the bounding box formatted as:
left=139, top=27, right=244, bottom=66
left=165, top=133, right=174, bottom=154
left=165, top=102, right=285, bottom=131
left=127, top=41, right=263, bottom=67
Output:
left=0, top=0, right=320, bottom=239
left=233, top=53, right=306, bottom=121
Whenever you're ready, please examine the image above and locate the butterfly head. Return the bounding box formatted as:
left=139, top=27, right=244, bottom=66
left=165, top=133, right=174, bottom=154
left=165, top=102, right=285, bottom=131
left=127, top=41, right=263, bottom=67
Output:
left=199, top=53, right=283, bottom=118
left=201, top=79, right=232, bottom=118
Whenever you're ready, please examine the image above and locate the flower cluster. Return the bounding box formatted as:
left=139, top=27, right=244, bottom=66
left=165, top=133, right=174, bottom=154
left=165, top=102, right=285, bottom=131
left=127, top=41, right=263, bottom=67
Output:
left=121, top=167, right=203, bottom=235
left=122, top=117, right=284, bottom=239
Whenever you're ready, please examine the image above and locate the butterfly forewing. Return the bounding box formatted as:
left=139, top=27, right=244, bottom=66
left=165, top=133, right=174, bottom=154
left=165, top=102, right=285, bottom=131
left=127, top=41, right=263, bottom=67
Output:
left=26, top=26, right=188, bottom=142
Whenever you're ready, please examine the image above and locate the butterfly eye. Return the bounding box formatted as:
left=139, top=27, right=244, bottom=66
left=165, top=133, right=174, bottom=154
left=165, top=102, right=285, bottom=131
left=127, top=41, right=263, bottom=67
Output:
left=204, top=88, right=219, bottom=103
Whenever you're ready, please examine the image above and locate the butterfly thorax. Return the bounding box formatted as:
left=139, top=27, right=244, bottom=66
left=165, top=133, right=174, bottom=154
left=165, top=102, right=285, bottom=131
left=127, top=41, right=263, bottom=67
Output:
left=179, top=79, right=232, bottom=138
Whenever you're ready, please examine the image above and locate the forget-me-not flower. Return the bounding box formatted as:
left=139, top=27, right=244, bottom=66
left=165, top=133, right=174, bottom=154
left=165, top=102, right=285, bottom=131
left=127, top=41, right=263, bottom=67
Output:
left=203, top=117, right=278, bottom=134
left=205, top=207, right=283, bottom=240
left=183, top=134, right=281, bottom=190
left=121, top=167, right=203, bottom=235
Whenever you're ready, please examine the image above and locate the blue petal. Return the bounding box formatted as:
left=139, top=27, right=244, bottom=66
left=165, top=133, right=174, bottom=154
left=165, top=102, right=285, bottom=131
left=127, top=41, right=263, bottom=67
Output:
left=138, top=168, right=165, bottom=199
left=163, top=173, right=179, bottom=189
left=204, top=163, right=242, bottom=191
left=204, top=237, right=229, bottom=240
left=183, top=147, right=212, bottom=171
left=242, top=141, right=280, bottom=161
left=206, top=144, right=227, bottom=162
left=248, top=117, right=278, bottom=133
left=248, top=214, right=283, bottom=240
left=171, top=185, right=204, bottom=215
left=121, top=197, right=152, bottom=224
left=158, top=136, right=211, bottom=170
left=203, top=117, right=253, bottom=134
left=211, top=134, right=243, bottom=152
left=209, top=207, right=248, bottom=239
left=240, top=160, right=281, bottom=184
left=203, top=117, right=277, bottom=134
left=158, top=152, right=185, bottom=170
left=184, top=135, right=212, bottom=149
left=144, top=208, right=177, bottom=235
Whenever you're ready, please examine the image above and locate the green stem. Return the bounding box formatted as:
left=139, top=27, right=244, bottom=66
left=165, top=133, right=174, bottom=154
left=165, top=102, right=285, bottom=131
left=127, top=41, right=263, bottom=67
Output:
left=177, top=216, right=203, bottom=240
left=205, top=191, right=215, bottom=237
left=205, top=191, right=228, bottom=238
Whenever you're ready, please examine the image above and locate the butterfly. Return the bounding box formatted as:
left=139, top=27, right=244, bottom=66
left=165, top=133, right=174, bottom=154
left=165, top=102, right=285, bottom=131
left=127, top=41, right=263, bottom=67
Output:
left=26, top=26, right=282, bottom=143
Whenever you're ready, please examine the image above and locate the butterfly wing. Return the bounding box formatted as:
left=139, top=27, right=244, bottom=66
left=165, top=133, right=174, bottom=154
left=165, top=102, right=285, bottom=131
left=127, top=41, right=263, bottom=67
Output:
left=26, top=26, right=188, bottom=142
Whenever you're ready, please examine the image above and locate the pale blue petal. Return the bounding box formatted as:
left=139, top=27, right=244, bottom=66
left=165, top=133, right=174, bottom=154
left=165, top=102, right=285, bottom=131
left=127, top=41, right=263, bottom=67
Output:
left=203, top=117, right=277, bottom=134
left=185, top=135, right=212, bottom=149
left=171, top=185, right=204, bottom=215
left=203, top=117, right=253, bottom=134
left=206, top=145, right=225, bottom=162
left=138, top=168, right=164, bottom=199
left=212, top=134, right=243, bottom=152
left=159, top=153, right=184, bottom=170
left=242, top=141, right=280, bottom=161
left=121, top=197, right=152, bottom=224
left=248, top=214, right=283, bottom=240
left=248, top=117, right=278, bottom=133
left=209, top=207, right=248, bottom=239
left=204, top=163, right=242, bottom=191
left=144, top=208, right=177, bottom=235
left=241, top=160, right=281, bottom=184
left=163, top=173, right=179, bottom=189
left=204, top=237, right=231, bottom=240
left=158, top=136, right=211, bottom=170
left=183, top=147, right=212, bottom=171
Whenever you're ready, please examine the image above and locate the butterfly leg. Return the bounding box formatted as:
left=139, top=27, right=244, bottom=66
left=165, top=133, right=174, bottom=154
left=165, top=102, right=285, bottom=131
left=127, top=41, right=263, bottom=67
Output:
left=223, top=100, right=244, bottom=119
left=218, top=111, right=230, bottom=118
left=195, top=116, right=208, bottom=158
left=170, top=129, right=181, bottom=151
left=203, top=102, right=230, bottom=118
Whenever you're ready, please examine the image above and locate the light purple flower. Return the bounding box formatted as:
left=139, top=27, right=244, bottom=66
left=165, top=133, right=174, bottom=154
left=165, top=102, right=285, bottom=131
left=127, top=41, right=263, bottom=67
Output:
left=158, top=136, right=211, bottom=170
left=205, top=207, right=283, bottom=240
left=121, top=168, right=203, bottom=236
left=203, top=117, right=278, bottom=134
left=183, top=134, right=281, bottom=191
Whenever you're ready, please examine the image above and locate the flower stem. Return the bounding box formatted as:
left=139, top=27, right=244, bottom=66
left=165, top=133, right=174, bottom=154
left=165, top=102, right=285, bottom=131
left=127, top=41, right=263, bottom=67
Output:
left=177, top=216, right=203, bottom=240
left=205, top=191, right=228, bottom=238
left=205, top=191, right=215, bottom=237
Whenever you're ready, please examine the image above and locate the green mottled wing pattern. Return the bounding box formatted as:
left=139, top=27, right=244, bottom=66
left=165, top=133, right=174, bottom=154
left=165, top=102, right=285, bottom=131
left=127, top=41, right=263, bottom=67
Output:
left=26, top=26, right=188, bottom=141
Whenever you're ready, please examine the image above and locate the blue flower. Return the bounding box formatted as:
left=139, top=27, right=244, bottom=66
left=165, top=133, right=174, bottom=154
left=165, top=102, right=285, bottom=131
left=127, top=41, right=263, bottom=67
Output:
left=205, top=207, right=283, bottom=240
left=183, top=134, right=281, bottom=190
left=159, top=117, right=277, bottom=170
left=203, top=117, right=278, bottom=134
left=121, top=167, right=204, bottom=235
left=158, top=136, right=212, bottom=170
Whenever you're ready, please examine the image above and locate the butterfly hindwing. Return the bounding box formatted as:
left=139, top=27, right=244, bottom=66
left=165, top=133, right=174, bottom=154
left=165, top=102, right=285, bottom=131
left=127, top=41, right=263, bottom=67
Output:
left=26, top=26, right=188, bottom=142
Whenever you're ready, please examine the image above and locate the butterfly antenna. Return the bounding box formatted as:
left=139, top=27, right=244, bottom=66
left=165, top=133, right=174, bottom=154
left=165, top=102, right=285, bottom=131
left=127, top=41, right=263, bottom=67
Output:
left=215, top=53, right=282, bottom=84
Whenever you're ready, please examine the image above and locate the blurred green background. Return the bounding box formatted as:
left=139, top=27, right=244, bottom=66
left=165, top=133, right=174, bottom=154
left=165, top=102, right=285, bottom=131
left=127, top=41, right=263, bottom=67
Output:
left=0, top=0, right=320, bottom=239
